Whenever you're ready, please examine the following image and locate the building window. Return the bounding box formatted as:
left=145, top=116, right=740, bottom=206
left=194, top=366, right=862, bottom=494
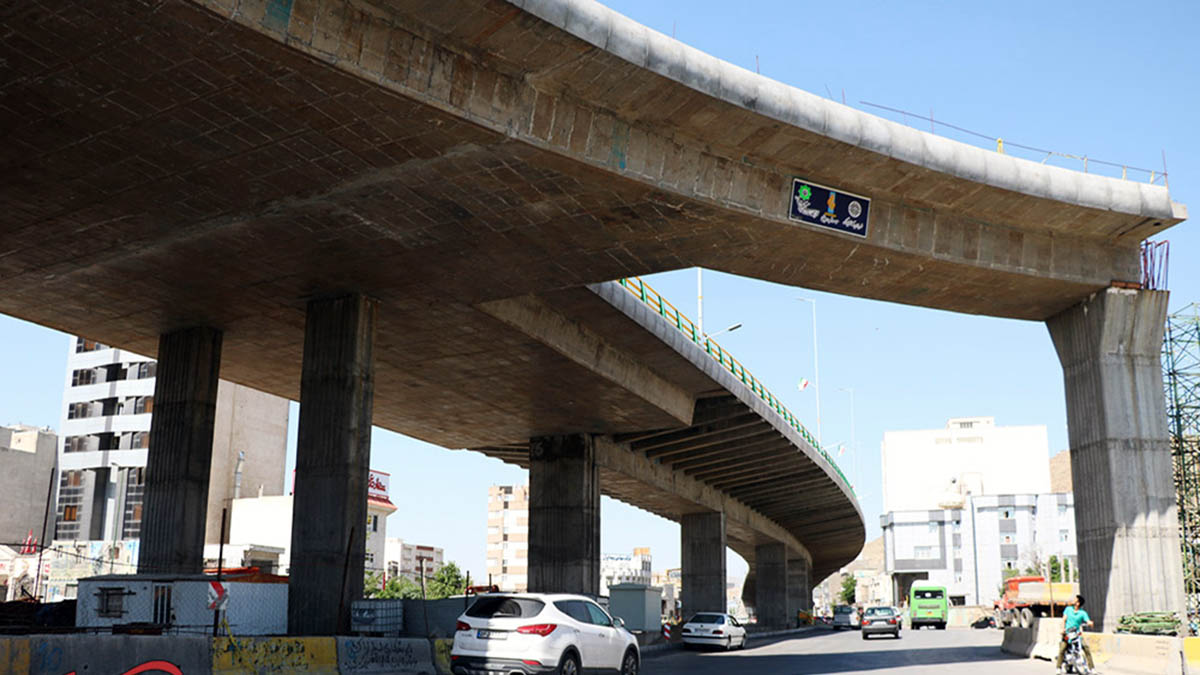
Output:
left=1059, top=530, right=1069, bottom=543
left=75, top=338, right=106, bottom=353
left=953, top=520, right=961, bottom=532
left=1002, top=535, right=1013, bottom=544
left=914, top=546, right=936, bottom=559
left=135, top=362, right=157, bottom=379
left=71, top=369, right=97, bottom=386
left=123, top=468, right=146, bottom=539
left=63, top=505, right=79, bottom=522
left=928, top=522, right=938, bottom=534
left=1058, top=504, right=1068, bottom=516
left=134, top=396, right=154, bottom=414
left=97, top=588, right=127, bottom=618
left=1001, top=508, right=1014, bottom=519
left=133, top=432, right=150, bottom=449
left=958, top=421, right=974, bottom=429
left=152, top=585, right=172, bottom=626
left=1003, top=559, right=1017, bottom=570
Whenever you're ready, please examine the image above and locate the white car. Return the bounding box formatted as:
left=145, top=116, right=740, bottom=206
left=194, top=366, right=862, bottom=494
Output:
left=680, top=612, right=748, bottom=650
left=832, top=605, right=859, bottom=630
left=451, top=593, right=640, bottom=675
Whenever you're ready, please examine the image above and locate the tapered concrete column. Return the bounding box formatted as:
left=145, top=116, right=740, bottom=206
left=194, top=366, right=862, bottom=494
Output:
left=755, top=542, right=788, bottom=627
left=787, top=556, right=812, bottom=614
left=1047, top=288, right=1185, bottom=631
left=139, top=327, right=222, bottom=574
left=289, top=294, right=376, bottom=636
left=681, top=511, right=726, bottom=617
left=528, top=434, right=600, bottom=595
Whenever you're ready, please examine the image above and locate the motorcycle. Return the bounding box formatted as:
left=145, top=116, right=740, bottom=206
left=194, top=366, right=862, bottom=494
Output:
left=1062, top=629, right=1092, bottom=674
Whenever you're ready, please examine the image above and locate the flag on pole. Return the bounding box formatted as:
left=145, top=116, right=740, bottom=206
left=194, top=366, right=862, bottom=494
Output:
left=838, top=444, right=846, bottom=457
left=797, top=378, right=810, bottom=391
left=19, top=529, right=35, bottom=555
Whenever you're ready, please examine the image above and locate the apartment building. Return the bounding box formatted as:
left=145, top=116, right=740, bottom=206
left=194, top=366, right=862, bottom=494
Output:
left=55, top=336, right=288, bottom=547
left=600, top=548, right=652, bottom=596
left=486, top=485, right=529, bottom=591
left=882, top=492, right=1077, bottom=606
left=384, top=538, right=445, bottom=580
left=879, top=417, right=1074, bottom=605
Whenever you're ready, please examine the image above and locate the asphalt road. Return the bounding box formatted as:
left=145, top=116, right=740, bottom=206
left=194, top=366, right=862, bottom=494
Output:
left=644, top=626, right=1050, bottom=674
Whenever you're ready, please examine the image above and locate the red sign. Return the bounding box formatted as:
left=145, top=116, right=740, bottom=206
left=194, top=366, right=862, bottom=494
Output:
left=368, top=470, right=390, bottom=500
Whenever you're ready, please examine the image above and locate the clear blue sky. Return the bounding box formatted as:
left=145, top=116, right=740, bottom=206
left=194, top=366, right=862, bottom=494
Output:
left=3, top=1, right=1198, bottom=584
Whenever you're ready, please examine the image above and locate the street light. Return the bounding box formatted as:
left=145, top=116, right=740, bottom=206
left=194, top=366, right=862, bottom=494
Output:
left=796, top=297, right=822, bottom=447
left=706, top=322, right=743, bottom=339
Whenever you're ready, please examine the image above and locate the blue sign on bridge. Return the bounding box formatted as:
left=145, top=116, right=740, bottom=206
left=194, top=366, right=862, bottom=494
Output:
left=787, top=178, right=870, bottom=238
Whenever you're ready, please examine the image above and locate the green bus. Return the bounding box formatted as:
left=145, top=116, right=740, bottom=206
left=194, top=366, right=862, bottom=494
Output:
left=909, top=585, right=948, bottom=630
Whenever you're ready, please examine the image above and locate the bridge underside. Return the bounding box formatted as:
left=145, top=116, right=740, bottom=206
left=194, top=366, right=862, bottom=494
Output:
left=0, top=0, right=1184, bottom=629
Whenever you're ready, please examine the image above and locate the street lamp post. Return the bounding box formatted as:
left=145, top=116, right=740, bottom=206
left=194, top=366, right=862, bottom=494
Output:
left=706, top=322, right=743, bottom=339
left=796, top=297, right=822, bottom=447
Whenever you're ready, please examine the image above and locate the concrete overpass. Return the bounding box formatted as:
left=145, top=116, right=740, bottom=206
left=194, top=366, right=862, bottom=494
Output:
left=0, top=0, right=1186, bottom=631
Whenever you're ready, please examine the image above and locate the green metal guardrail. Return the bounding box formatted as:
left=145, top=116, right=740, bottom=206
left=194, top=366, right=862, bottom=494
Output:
left=616, top=277, right=854, bottom=494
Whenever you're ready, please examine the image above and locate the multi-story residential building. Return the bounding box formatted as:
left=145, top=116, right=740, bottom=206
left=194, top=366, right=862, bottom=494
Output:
left=55, top=336, right=289, bottom=547
left=384, top=538, right=445, bottom=580
left=878, top=417, right=1073, bottom=607
left=0, top=425, right=57, bottom=547
left=882, top=492, right=1077, bottom=606
left=881, top=417, right=1051, bottom=512
left=600, top=548, right=652, bottom=596
left=486, top=485, right=529, bottom=591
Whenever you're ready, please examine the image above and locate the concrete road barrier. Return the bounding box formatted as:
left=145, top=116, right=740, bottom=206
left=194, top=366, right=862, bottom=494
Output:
left=11, top=635, right=211, bottom=675
left=1001, top=623, right=1037, bottom=657
left=213, top=636, right=338, bottom=674
left=1004, top=617, right=1188, bottom=674
left=336, top=637, right=435, bottom=674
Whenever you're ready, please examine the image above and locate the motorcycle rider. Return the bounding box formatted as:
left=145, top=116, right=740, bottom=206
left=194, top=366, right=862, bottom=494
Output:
left=1056, top=594, right=1095, bottom=673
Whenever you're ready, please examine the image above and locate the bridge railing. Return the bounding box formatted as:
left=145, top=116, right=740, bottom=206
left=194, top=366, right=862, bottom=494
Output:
left=617, top=277, right=853, bottom=493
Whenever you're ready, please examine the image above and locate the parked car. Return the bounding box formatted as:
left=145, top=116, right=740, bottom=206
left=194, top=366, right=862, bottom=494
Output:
left=860, top=606, right=901, bottom=639
left=680, top=612, right=748, bottom=650
left=832, top=605, right=859, bottom=630
left=451, top=593, right=640, bottom=675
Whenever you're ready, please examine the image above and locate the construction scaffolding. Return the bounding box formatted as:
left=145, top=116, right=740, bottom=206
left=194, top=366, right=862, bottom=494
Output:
left=1164, top=303, right=1200, bottom=635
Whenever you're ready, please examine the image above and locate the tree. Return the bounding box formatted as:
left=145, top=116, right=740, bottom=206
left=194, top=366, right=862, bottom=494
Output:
left=1048, top=555, right=1062, bottom=583
left=427, top=561, right=467, bottom=599
left=839, top=575, right=856, bottom=605
left=364, top=571, right=423, bottom=600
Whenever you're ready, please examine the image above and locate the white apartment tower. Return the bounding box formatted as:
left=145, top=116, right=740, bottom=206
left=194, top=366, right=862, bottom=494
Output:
left=486, top=485, right=529, bottom=591
left=57, top=336, right=289, bottom=546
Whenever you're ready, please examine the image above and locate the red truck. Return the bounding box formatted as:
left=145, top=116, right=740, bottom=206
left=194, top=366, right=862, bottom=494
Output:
left=993, top=575, right=1077, bottom=629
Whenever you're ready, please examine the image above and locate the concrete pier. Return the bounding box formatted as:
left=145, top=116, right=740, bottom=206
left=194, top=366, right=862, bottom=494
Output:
left=682, top=511, right=727, bottom=618
left=1047, top=288, right=1185, bottom=630
left=755, top=542, right=788, bottom=627
left=788, top=555, right=812, bottom=615
left=288, top=295, right=377, bottom=636
left=528, top=434, right=600, bottom=595
left=139, top=327, right=223, bottom=574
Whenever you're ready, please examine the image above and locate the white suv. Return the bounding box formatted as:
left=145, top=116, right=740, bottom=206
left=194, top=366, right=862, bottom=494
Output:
left=451, top=593, right=640, bottom=675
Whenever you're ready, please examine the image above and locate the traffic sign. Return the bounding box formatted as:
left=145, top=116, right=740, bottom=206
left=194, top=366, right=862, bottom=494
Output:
left=207, top=581, right=228, bottom=610
left=787, top=178, right=870, bottom=238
